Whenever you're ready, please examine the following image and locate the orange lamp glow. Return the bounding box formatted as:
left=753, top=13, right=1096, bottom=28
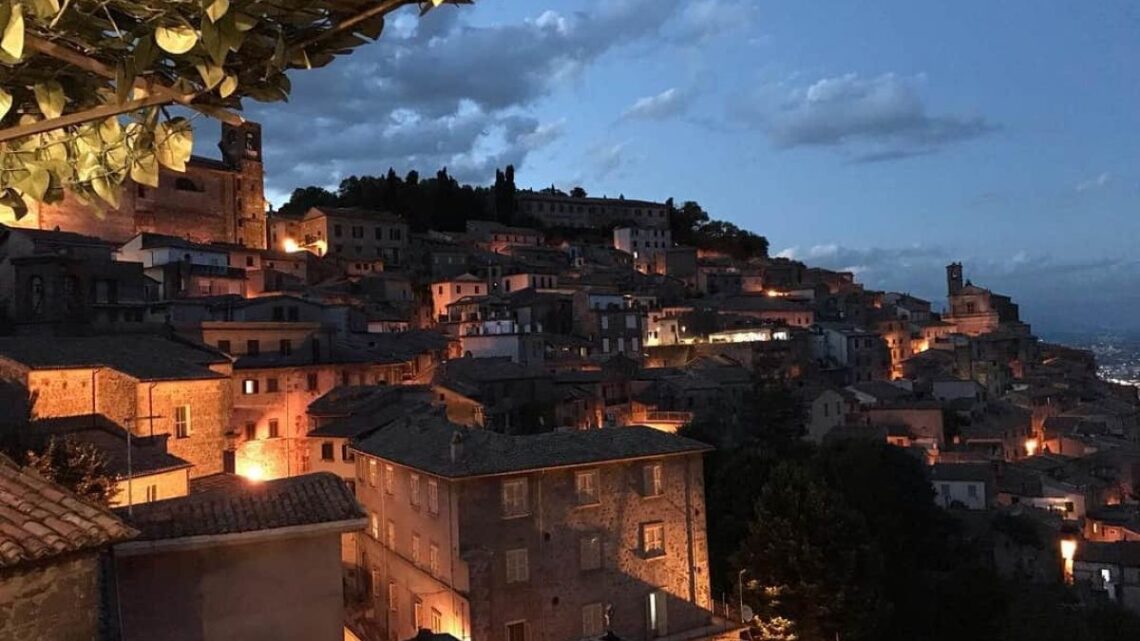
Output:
left=242, top=464, right=266, bottom=482
left=1025, top=438, right=1039, bottom=457
left=282, top=238, right=300, bottom=253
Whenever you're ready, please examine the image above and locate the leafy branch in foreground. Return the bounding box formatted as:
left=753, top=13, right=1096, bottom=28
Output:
left=0, top=0, right=468, bottom=219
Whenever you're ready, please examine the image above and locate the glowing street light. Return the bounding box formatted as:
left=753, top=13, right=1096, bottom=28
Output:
left=1025, top=438, right=1039, bottom=457
left=242, top=463, right=266, bottom=482
left=282, top=237, right=300, bottom=253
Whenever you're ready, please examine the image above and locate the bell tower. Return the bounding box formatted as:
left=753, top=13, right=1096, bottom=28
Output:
left=946, top=262, right=964, bottom=296
left=220, top=121, right=267, bottom=249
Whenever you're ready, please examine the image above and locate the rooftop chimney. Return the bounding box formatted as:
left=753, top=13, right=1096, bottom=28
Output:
left=450, top=430, right=464, bottom=463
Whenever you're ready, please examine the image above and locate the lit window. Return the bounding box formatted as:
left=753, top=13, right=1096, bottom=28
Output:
left=173, top=405, right=191, bottom=438
left=575, top=470, right=600, bottom=506
left=580, top=534, right=601, bottom=571
left=242, top=379, right=258, bottom=395
left=505, top=548, right=529, bottom=583
left=582, top=603, right=605, bottom=637
left=641, top=522, right=665, bottom=557
left=501, top=478, right=529, bottom=517
left=431, top=609, right=443, bottom=633
left=429, top=542, right=440, bottom=576
left=388, top=580, right=398, bottom=611
left=412, top=534, right=422, bottom=565
left=387, top=520, right=396, bottom=549
left=643, top=463, right=664, bottom=497
left=369, top=512, right=380, bottom=540
left=648, top=591, right=668, bottom=635
left=384, top=464, right=395, bottom=494
left=368, top=460, right=378, bottom=487
left=414, top=601, right=424, bottom=630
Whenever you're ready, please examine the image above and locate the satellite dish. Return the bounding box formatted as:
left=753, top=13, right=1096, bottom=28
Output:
left=741, top=605, right=754, bottom=622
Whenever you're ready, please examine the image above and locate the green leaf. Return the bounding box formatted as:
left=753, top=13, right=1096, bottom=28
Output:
left=232, top=12, right=257, bottom=32
left=0, top=87, right=11, bottom=120
left=33, top=80, right=65, bottom=119
left=155, top=117, right=193, bottom=172
left=91, top=173, right=120, bottom=209
left=195, top=62, right=224, bottom=90
left=130, top=152, right=159, bottom=188
left=155, top=24, right=198, bottom=54
left=133, top=34, right=158, bottom=70
left=218, top=73, right=238, bottom=98
left=18, top=164, right=49, bottom=201
left=204, top=0, right=228, bottom=23
left=1, top=1, right=25, bottom=60
left=200, top=15, right=226, bottom=66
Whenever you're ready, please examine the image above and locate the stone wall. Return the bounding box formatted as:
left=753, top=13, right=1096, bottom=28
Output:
left=0, top=553, right=103, bottom=641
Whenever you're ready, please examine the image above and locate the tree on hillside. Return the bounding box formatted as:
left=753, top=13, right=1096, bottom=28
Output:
left=0, top=0, right=469, bottom=219
left=570, top=186, right=587, bottom=198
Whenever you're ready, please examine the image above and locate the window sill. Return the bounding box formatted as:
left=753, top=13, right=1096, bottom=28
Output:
left=501, top=512, right=532, bottom=520
left=575, top=501, right=601, bottom=509
left=641, top=551, right=667, bottom=561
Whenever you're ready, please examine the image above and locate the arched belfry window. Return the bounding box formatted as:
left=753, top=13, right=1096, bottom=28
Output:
left=28, top=276, right=44, bottom=316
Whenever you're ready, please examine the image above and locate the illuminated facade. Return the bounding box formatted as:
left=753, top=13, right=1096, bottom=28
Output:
left=349, top=422, right=716, bottom=641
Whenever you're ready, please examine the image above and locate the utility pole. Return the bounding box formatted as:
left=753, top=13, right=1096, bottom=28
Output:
left=123, top=411, right=164, bottom=516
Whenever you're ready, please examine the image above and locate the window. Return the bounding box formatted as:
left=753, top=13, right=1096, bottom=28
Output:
left=352, top=225, right=364, bottom=239
left=641, top=523, right=665, bottom=557
left=414, top=601, right=423, bottom=630
left=582, top=603, right=605, bottom=637
left=174, top=405, right=191, bottom=438
left=244, top=422, right=256, bottom=440
left=307, top=372, right=318, bottom=391
left=334, top=224, right=343, bottom=238
left=626, top=314, right=637, bottom=329
left=369, top=512, right=380, bottom=539
left=602, top=338, right=610, bottom=353
left=506, top=621, right=527, bottom=641
left=575, top=470, right=600, bottom=506
left=412, top=534, right=422, bottom=565
left=247, top=339, right=260, bottom=356
left=242, top=379, right=259, bottom=395
left=287, top=306, right=299, bottom=321
left=342, top=443, right=354, bottom=462
left=648, top=590, right=668, bottom=635
left=368, top=460, right=378, bottom=487
left=601, top=316, right=609, bottom=330
left=580, top=534, right=602, bottom=571
left=217, top=339, right=231, bottom=353
left=967, top=484, right=978, bottom=498
left=272, top=306, right=284, bottom=321
left=388, top=581, right=398, bottom=611
left=410, top=474, right=421, bottom=507
left=268, top=419, right=279, bottom=438
left=321, top=442, right=334, bottom=461
left=501, top=478, right=529, bottom=517
left=429, top=542, right=440, bottom=576
left=643, top=463, right=664, bottom=497
left=431, top=609, right=443, bottom=633
left=387, top=520, right=396, bottom=549
left=280, top=339, right=292, bottom=355
left=384, top=464, right=395, bottom=494
left=266, top=377, right=279, bottom=393
left=370, top=569, right=381, bottom=597
left=505, top=548, right=529, bottom=583
left=427, top=479, right=439, bottom=514
left=145, top=484, right=158, bottom=502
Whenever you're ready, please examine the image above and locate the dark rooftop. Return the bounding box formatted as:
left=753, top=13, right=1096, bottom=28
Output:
left=119, top=472, right=364, bottom=542
left=0, top=335, right=229, bottom=381
left=354, top=421, right=712, bottom=479
left=0, top=455, right=137, bottom=568
left=30, top=417, right=192, bottom=478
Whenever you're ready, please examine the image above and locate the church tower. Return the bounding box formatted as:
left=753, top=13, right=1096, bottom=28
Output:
left=220, top=121, right=267, bottom=249
left=946, top=262, right=964, bottom=296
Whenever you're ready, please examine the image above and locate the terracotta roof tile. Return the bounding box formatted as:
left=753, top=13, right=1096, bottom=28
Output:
left=0, top=455, right=136, bottom=569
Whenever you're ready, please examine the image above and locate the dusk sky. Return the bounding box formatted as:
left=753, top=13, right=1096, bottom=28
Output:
left=210, top=0, right=1140, bottom=333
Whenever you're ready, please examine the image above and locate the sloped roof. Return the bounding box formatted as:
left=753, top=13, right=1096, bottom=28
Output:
left=355, top=421, right=712, bottom=479
left=0, top=455, right=136, bottom=568
left=0, top=335, right=229, bottom=381
left=120, top=472, right=364, bottom=542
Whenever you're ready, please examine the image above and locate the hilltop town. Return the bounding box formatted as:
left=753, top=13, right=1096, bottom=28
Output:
left=2, top=123, right=1139, bottom=641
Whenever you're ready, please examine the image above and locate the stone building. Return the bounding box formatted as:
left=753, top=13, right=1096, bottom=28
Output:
left=299, top=207, right=409, bottom=265
left=1, top=122, right=267, bottom=248
left=348, top=420, right=715, bottom=641
left=613, top=227, right=673, bottom=274
left=943, top=262, right=1027, bottom=337
left=0, top=335, right=233, bottom=477
left=0, top=454, right=137, bottom=641
left=114, top=472, right=365, bottom=641
left=516, top=191, right=670, bottom=230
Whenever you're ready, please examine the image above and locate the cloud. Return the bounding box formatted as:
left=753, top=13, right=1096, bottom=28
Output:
left=622, top=88, right=691, bottom=120
left=733, top=73, right=995, bottom=161
left=674, top=0, right=757, bottom=43
left=239, top=0, right=694, bottom=200
left=1076, top=172, right=1112, bottom=192
left=776, top=242, right=1140, bottom=334
left=589, top=141, right=630, bottom=180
